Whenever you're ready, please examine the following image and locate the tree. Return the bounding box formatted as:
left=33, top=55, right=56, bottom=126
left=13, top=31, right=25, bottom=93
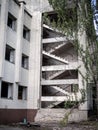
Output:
left=43, top=0, right=98, bottom=121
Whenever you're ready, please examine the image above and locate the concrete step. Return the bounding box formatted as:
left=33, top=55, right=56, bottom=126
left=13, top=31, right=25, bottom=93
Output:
left=47, top=101, right=63, bottom=108
left=48, top=70, right=65, bottom=80
left=51, top=86, right=70, bottom=95
left=49, top=42, right=67, bottom=53
left=43, top=50, right=68, bottom=64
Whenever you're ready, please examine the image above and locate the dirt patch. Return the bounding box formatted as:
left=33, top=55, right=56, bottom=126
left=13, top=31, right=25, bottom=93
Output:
left=19, top=121, right=98, bottom=130
left=1, top=121, right=97, bottom=130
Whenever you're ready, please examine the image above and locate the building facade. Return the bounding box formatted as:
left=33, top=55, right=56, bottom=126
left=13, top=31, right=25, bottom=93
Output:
left=0, top=0, right=93, bottom=124
left=0, top=0, right=42, bottom=124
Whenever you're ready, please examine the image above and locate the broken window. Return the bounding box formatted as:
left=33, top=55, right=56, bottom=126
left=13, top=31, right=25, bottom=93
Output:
left=22, top=54, right=29, bottom=69
left=18, top=86, right=27, bottom=100
left=23, top=25, right=30, bottom=41
left=5, top=45, right=15, bottom=63
left=1, top=81, right=13, bottom=99
left=7, top=13, right=17, bottom=31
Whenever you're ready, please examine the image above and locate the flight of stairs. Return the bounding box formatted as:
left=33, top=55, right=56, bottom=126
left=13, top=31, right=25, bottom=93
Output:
left=41, top=24, right=78, bottom=109
left=48, top=42, right=67, bottom=53
left=48, top=70, right=65, bottom=80
left=43, top=50, right=68, bottom=64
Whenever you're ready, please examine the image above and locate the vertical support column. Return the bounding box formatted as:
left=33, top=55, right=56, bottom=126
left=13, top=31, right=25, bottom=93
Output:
left=77, top=2, right=88, bottom=117
left=13, top=83, right=18, bottom=100
left=78, top=31, right=88, bottom=111
left=15, top=1, right=25, bottom=83
left=28, top=12, right=42, bottom=109
left=0, top=0, right=9, bottom=77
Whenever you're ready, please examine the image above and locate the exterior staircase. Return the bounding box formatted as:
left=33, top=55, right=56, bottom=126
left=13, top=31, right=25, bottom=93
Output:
left=49, top=42, right=67, bottom=53
left=51, top=86, right=70, bottom=96
left=43, top=50, right=68, bottom=64
left=41, top=24, right=78, bottom=109
left=48, top=70, right=65, bottom=80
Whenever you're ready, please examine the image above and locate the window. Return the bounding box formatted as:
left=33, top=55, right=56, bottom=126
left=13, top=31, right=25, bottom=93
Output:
left=5, top=45, right=15, bottom=63
left=7, top=13, right=17, bottom=31
left=18, top=86, right=27, bottom=100
left=1, top=81, right=13, bottom=99
left=23, top=26, right=30, bottom=41
left=22, top=54, right=29, bottom=69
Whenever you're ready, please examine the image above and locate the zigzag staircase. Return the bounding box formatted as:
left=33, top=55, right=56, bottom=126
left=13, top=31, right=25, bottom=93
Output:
left=41, top=24, right=78, bottom=108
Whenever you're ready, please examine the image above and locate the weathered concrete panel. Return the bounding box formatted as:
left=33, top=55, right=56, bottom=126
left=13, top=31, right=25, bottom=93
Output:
left=24, top=11, right=31, bottom=29
left=7, top=27, right=17, bottom=49
left=22, top=39, right=30, bottom=56
left=3, top=61, right=15, bottom=83
left=9, top=0, right=19, bottom=18
left=35, top=109, right=87, bottom=123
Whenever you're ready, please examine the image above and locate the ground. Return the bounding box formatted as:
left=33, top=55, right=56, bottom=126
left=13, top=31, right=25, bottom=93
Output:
left=0, top=121, right=97, bottom=130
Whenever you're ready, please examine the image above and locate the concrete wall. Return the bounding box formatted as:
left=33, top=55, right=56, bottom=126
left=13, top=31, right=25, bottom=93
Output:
left=26, top=0, right=52, bottom=12
left=35, top=109, right=87, bottom=123
left=9, top=0, right=19, bottom=18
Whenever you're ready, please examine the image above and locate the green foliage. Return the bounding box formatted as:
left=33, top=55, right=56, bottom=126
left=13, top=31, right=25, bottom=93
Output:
left=80, top=89, right=86, bottom=103
left=45, top=0, right=98, bottom=124
left=64, top=101, right=79, bottom=108
left=47, top=0, right=98, bottom=85
left=45, top=0, right=96, bottom=40
left=60, top=109, right=72, bottom=126
left=44, top=1, right=77, bottom=37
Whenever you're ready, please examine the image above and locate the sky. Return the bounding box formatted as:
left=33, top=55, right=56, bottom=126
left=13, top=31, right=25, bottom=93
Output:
left=92, top=0, right=98, bottom=35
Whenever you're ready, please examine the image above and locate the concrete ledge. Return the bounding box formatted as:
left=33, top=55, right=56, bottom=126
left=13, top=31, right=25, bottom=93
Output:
left=68, top=109, right=88, bottom=122
left=35, top=109, right=87, bottom=123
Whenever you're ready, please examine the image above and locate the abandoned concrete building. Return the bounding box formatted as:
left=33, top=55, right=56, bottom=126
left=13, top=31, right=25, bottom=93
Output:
left=0, top=0, right=94, bottom=124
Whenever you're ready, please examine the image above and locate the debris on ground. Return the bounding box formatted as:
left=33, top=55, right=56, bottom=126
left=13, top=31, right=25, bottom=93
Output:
left=0, top=121, right=97, bottom=130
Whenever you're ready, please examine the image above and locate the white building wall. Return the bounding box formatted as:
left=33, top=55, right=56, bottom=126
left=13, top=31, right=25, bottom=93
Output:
left=15, top=1, right=25, bottom=83
left=3, top=61, right=15, bottom=83
left=7, top=27, right=17, bottom=48
left=0, top=99, right=27, bottom=109
left=28, top=11, right=42, bottom=109
left=8, top=0, right=19, bottom=18
left=0, top=0, right=37, bottom=110
left=22, top=39, right=30, bottom=56
left=26, top=0, right=52, bottom=12
left=24, top=11, right=31, bottom=29
left=20, top=68, right=29, bottom=86
left=0, top=0, right=9, bottom=77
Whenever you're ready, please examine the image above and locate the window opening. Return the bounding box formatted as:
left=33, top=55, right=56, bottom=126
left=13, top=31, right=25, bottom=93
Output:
left=18, top=86, right=27, bottom=100
left=1, top=81, right=13, bottom=99
left=5, top=45, right=15, bottom=63
left=23, top=26, right=30, bottom=41
left=7, top=13, right=17, bottom=31
left=22, top=54, right=29, bottom=69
